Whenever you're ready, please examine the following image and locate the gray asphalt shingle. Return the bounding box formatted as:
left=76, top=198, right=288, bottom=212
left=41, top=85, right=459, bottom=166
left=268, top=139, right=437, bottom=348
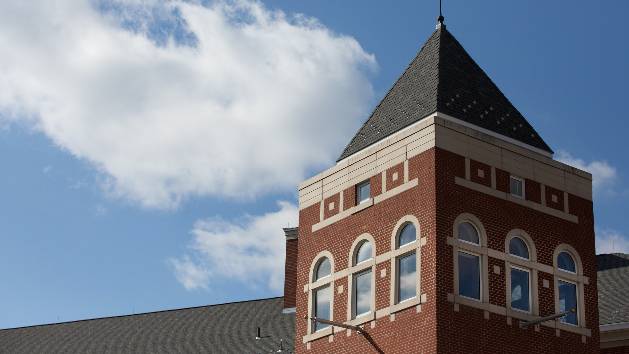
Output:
left=0, top=297, right=294, bottom=354
left=597, top=253, right=629, bottom=325
left=338, top=25, right=552, bottom=161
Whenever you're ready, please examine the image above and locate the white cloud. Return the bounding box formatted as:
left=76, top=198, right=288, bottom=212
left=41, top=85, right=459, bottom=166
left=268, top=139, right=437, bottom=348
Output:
left=556, top=151, right=617, bottom=192
left=596, top=229, right=629, bottom=255
left=170, top=201, right=298, bottom=291
left=0, top=0, right=375, bottom=208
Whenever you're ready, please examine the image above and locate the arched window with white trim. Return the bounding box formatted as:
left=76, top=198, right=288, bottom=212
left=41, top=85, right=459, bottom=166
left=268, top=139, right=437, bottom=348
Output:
left=347, top=235, right=376, bottom=323
left=308, top=253, right=334, bottom=334
left=389, top=216, right=422, bottom=312
left=505, top=231, right=538, bottom=315
left=553, top=246, right=584, bottom=327
left=451, top=214, right=488, bottom=304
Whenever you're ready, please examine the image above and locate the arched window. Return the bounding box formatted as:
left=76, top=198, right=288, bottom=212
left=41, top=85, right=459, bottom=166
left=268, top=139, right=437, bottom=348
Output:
left=506, top=233, right=536, bottom=314
left=348, top=237, right=375, bottom=322
left=458, top=222, right=480, bottom=245
left=509, top=237, right=529, bottom=259
left=554, top=247, right=583, bottom=327
left=395, top=223, right=417, bottom=303
left=309, top=254, right=334, bottom=333
left=314, top=258, right=331, bottom=281
left=558, top=252, right=576, bottom=273
left=456, top=220, right=482, bottom=300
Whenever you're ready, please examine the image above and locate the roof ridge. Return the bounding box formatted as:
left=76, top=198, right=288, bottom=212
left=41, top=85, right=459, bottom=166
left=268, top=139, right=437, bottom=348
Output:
left=337, top=29, right=441, bottom=162
left=0, top=296, right=284, bottom=332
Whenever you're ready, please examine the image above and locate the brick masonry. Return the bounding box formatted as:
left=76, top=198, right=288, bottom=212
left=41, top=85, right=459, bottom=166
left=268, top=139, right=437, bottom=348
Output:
left=292, top=147, right=600, bottom=353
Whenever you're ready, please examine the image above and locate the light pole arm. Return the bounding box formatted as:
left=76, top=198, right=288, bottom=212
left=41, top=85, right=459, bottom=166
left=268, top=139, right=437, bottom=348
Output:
left=519, top=308, right=576, bottom=329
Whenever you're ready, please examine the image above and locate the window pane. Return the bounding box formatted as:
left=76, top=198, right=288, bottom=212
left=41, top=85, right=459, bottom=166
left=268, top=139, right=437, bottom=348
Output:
left=356, top=181, right=371, bottom=204
left=458, top=252, right=481, bottom=300
left=353, top=270, right=372, bottom=317
left=315, top=258, right=331, bottom=281
left=355, top=241, right=373, bottom=264
left=559, top=280, right=578, bottom=325
left=510, top=177, right=523, bottom=197
left=398, top=223, right=416, bottom=247
left=510, top=268, right=530, bottom=312
left=558, top=252, right=576, bottom=273
left=509, top=237, right=529, bottom=259
left=397, top=252, right=416, bottom=303
left=458, top=222, right=479, bottom=244
left=314, top=285, right=331, bottom=331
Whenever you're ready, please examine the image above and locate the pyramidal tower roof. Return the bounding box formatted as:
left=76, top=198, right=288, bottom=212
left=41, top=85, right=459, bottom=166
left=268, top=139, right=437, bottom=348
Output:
left=338, top=21, right=553, bottom=161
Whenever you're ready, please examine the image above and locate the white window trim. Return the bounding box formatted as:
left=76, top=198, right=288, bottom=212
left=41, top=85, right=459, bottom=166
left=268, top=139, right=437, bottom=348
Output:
left=457, top=250, right=483, bottom=302
left=389, top=215, right=423, bottom=314
left=510, top=175, right=525, bottom=199
left=346, top=234, right=376, bottom=325
left=504, top=230, right=539, bottom=316
left=307, top=251, right=335, bottom=337
left=553, top=244, right=586, bottom=329
left=356, top=179, right=371, bottom=205
left=508, top=265, right=532, bottom=314
left=452, top=213, right=489, bottom=304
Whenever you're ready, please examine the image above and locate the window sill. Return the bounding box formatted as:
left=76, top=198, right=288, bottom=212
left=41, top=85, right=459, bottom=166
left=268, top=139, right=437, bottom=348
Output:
left=302, top=326, right=333, bottom=343
left=346, top=311, right=375, bottom=327
left=390, top=296, right=421, bottom=314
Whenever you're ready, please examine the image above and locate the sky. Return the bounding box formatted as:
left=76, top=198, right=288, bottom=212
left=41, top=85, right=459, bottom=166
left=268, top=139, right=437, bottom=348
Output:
left=0, top=0, right=628, bottom=329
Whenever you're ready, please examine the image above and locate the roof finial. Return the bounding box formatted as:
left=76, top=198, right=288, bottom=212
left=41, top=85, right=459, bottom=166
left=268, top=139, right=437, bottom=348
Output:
left=437, top=0, right=446, bottom=29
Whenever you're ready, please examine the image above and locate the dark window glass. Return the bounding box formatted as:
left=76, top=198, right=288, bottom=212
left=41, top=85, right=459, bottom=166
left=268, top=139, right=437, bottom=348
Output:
left=558, top=252, right=576, bottom=273
left=398, top=223, right=416, bottom=247
left=458, top=222, right=479, bottom=244
left=353, top=270, right=372, bottom=317
left=397, top=252, right=416, bottom=303
left=510, top=176, right=524, bottom=197
left=356, top=180, right=371, bottom=204
left=510, top=267, right=530, bottom=312
left=558, top=280, right=578, bottom=325
left=458, top=252, right=481, bottom=300
left=509, top=237, right=529, bottom=259
left=314, top=285, right=331, bottom=331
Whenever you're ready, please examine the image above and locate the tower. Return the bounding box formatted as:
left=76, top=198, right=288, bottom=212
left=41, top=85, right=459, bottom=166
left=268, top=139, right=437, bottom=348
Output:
left=288, top=18, right=598, bottom=353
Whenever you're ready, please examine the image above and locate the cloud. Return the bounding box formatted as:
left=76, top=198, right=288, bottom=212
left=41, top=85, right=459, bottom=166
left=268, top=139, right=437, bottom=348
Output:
left=169, top=201, right=298, bottom=291
left=596, top=229, right=629, bottom=255
left=0, top=0, right=375, bottom=208
left=556, top=151, right=617, bottom=192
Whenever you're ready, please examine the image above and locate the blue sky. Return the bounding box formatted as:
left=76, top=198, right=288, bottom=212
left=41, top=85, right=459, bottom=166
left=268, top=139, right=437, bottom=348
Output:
left=0, top=0, right=628, bottom=329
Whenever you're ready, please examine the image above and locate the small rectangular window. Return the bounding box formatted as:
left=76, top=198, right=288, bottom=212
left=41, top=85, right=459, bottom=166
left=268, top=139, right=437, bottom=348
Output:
left=510, top=267, right=530, bottom=312
left=510, top=176, right=524, bottom=198
left=356, top=180, right=371, bottom=204
left=313, top=285, right=331, bottom=331
left=458, top=251, right=481, bottom=300
left=558, top=280, right=578, bottom=325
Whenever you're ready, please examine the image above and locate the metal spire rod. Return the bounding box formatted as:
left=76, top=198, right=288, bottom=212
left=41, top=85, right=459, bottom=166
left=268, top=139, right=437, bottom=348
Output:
left=519, top=308, right=576, bottom=329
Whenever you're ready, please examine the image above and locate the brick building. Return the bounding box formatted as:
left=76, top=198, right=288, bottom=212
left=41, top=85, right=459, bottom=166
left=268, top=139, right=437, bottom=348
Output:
left=2, top=17, right=629, bottom=354
left=289, top=17, right=616, bottom=354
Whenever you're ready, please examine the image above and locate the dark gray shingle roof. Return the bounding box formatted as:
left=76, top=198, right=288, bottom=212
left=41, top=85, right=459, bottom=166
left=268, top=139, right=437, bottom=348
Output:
left=338, top=25, right=552, bottom=161
left=0, top=297, right=294, bottom=354
left=598, top=253, right=629, bottom=325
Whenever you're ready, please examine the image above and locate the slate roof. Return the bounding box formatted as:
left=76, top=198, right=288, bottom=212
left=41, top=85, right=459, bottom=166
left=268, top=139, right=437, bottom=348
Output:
left=338, top=24, right=553, bottom=161
left=598, top=253, right=629, bottom=325
left=0, top=297, right=295, bottom=354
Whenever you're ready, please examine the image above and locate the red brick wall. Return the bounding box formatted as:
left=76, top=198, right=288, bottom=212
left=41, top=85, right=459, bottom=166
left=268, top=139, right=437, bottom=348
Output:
left=525, top=178, right=542, bottom=204
left=284, top=237, right=298, bottom=309
left=323, top=193, right=340, bottom=220
left=295, top=148, right=438, bottom=353
left=602, top=346, right=629, bottom=354
left=294, top=147, right=599, bottom=353
left=545, top=185, right=565, bottom=211
left=470, top=159, right=491, bottom=187
left=435, top=148, right=599, bottom=353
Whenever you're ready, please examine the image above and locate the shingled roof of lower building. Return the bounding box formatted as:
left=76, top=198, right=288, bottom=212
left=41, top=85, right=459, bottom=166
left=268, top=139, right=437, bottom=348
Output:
left=0, top=297, right=295, bottom=354
left=598, top=253, right=629, bottom=325
left=337, top=23, right=553, bottom=162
